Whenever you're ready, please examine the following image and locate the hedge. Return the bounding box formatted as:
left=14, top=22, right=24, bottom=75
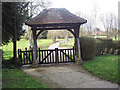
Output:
left=79, top=36, right=96, bottom=61
left=79, top=37, right=119, bottom=61
left=96, top=38, right=119, bottom=56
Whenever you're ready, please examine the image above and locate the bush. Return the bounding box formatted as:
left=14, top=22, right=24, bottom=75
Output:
left=79, top=36, right=96, bottom=60
left=2, top=57, right=20, bottom=69
left=96, top=38, right=119, bottom=55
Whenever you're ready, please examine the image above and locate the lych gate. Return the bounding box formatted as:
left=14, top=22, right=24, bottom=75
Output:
left=23, top=8, right=87, bottom=67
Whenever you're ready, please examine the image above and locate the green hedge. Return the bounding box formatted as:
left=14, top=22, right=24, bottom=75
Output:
left=79, top=37, right=119, bottom=60
left=96, top=38, right=119, bottom=56
left=79, top=36, right=96, bottom=60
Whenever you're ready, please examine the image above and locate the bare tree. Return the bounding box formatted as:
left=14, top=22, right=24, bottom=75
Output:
left=100, top=13, right=118, bottom=39
left=27, top=0, right=51, bottom=48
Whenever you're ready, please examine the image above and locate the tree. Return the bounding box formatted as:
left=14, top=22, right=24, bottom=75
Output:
left=27, top=0, right=51, bottom=48
left=100, top=13, right=118, bottom=39
left=2, top=2, right=29, bottom=60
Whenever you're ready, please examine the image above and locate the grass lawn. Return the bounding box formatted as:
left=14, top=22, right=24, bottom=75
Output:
left=59, top=38, right=74, bottom=47
left=3, top=39, right=53, bottom=59
left=2, top=39, right=55, bottom=88
left=82, top=55, right=119, bottom=84
left=2, top=68, right=47, bottom=88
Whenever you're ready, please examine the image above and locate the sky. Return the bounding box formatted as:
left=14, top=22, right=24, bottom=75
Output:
left=50, top=0, right=119, bottom=16
left=49, top=0, right=119, bottom=30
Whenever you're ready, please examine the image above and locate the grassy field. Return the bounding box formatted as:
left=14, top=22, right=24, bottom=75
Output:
left=3, top=39, right=53, bottom=59
left=2, top=39, right=55, bottom=88
left=82, top=55, right=119, bottom=84
left=59, top=38, right=74, bottom=47
left=2, top=69, right=47, bottom=88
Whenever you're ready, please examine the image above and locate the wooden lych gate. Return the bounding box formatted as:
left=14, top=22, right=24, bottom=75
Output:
left=18, top=47, right=75, bottom=65
left=24, top=8, right=87, bottom=67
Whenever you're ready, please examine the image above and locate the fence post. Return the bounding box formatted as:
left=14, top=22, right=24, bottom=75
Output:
left=73, top=46, right=75, bottom=62
left=20, top=49, right=22, bottom=66
left=25, top=48, right=27, bottom=64
left=18, top=49, right=20, bottom=66
left=39, top=48, right=40, bottom=63
left=55, top=48, right=59, bottom=64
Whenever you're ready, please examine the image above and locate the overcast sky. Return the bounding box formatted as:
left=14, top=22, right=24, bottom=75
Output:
left=49, top=0, right=119, bottom=30
left=50, top=0, right=119, bottom=16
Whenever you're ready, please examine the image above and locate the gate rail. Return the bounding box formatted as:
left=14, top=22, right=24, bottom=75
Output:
left=18, top=47, right=75, bottom=65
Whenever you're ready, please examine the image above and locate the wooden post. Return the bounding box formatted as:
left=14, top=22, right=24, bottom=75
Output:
left=55, top=48, right=59, bottom=64
left=32, top=27, right=38, bottom=67
left=74, top=25, right=82, bottom=64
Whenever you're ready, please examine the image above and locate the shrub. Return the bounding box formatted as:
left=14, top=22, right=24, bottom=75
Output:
left=96, top=38, right=119, bottom=55
left=2, top=57, right=20, bottom=69
left=79, top=36, right=96, bottom=60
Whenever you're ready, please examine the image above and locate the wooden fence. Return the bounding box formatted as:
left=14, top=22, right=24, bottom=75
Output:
left=18, top=47, right=75, bottom=65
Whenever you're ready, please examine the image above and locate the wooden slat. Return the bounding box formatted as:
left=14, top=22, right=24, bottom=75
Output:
left=50, top=51, right=51, bottom=63
left=23, top=52, right=25, bottom=64
left=73, top=47, right=75, bottom=61
left=68, top=50, right=69, bottom=61
left=28, top=51, right=30, bottom=63
left=44, top=51, right=46, bottom=63
left=39, top=48, right=41, bottom=63
left=60, top=50, right=62, bottom=63
left=52, top=51, right=54, bottom=63
left=25, top=48, right=28, bottom=64
left=55, top=48, right=58, bottom=64
left=70, top=50, right=72, bottom=59
left=60, top=50, right=73, bottom=61
left=42, top=51, right=43, bottom=62
left=32, top=50, right=33, bottom=62
left=65, top=50, right=67, bottom=62
left=47, top=51, right=49, bottom=63
left=41, top=51, right=53, bottom=63
left=63, top=50, right=64, bottom=62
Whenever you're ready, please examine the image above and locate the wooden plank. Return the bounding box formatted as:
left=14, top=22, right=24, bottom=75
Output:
left=70, top=49, right=72, bottom=59
left=65, top=50, right=67, bottom=62
left=63, top=50, right=64, bottom=62
left=73, top=46, right=75, bottom=61
left=68, top=50, right=69, bottom=61
left=60, top=50, right=62, bottom=63
left=41, top=51, right=53, bottom=63
left=55, top=48, right=59, bottom=64
left=23, top=52, right=25, bottom=64
left=20, top=49, right=22, bottom=65
left=44, top=51, right=46, bottom=63
left=25, top=48, right=28, bottom=64
left=42, top=51, right=44, bottom=62
left=60, top=50, right=73, bottom=61
left=50, top=51, right=51, bottom=63
left=32, top=50, right=34, bottom=62
left=52, top=51, right=54, bottom=63
left=38, top=48, right=40, bottom=63
left=28, top=51, right=30, bottom=63
left=47, top=51, right=49, bottom=63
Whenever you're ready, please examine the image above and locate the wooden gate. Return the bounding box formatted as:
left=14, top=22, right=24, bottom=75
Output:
left=18, top=47, right=75, bottom=65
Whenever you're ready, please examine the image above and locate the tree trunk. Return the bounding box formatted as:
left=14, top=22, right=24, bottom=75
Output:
left=13, top=40, right=17, bottom=61
left=32, top=28, right=38, bottom=67
left=28, top=27, right=33, bottom=48
left=13, top=5, right=17, bottom=61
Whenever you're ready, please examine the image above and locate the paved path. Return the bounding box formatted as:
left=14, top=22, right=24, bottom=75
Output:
left=21, top=42, right=118, bottom=88
left=21, top=64, right=118, bottom=88
left=48, top=42, right=60, bottom=49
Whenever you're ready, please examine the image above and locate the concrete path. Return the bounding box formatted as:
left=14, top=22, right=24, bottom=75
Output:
left=48, top=42, right=60, bottom=49
left=21, top=42, right=118, bottom=88
left=21, top=64, right=118, bottom=88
